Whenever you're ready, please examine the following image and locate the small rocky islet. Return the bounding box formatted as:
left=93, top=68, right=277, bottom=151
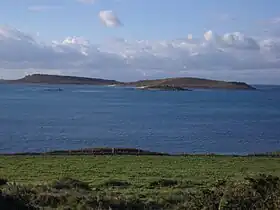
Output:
left=137, top=84, right=189, bottom=91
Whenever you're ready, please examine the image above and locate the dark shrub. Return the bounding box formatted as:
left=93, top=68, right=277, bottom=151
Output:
left=213, top=179, right=227, bottom=188
left=3, top=183, right=35, bottom=203
left=219, top=174, right=280, bottom=209
left=0, top=178, right=8, bottom=186
left=149, top=179, right=178, bottom=188
left=0, top=191, right=35, bottom=210
left=34, top=192, right=68, bottom=208
left=85, top=196, right=162, bottom=210
left=245, top=174, right=280, bottom=196
left=100, top=180, right=131, bottom=188
left=51, top=177, right=91, bottom=190
left=0, top=185, right=36, bottom=210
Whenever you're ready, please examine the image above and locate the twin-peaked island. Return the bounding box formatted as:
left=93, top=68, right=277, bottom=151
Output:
left=1, top=74, right=256, bottom=91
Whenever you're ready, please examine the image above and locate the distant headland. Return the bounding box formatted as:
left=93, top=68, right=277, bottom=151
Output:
left=1, top=74, right=256, bottom=90
left=1, top=147, right=279, bottom=157
left=125, top=77, right=256, bottom=90
left=3, top=74, right=120, bottom=86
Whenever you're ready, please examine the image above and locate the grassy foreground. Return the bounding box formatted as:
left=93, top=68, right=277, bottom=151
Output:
left=1, top=155, right=280, bottom=209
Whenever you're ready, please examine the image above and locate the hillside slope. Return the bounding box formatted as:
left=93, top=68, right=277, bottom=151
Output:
left=8, top=74, right=121, bottom=85
left=126, top=77, right=255, bottom=90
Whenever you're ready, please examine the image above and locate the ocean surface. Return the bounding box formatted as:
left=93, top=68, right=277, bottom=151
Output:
left=0, top=83, right=280, bottom=155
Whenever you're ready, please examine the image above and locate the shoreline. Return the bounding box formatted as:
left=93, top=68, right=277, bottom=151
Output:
left=0, top=147, right=279, bottom=157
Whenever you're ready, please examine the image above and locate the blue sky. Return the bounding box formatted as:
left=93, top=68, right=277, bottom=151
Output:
left=0, top=0, right=280, bottom=84
left=1, top=0, right=278, bottom=42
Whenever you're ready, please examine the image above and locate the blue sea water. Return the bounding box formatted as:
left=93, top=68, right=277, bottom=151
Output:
left=0, top=84, right=280, bottom=155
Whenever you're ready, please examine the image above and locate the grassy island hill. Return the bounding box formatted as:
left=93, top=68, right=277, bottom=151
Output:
left=126, top=77, right=256, bottom=90
left=6, top=74, right=121, bottom=86
left=2, top=74, right=256, bottom=90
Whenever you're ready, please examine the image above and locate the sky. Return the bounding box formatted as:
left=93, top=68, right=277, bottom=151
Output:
left=0, top=0, right=280, bottom=84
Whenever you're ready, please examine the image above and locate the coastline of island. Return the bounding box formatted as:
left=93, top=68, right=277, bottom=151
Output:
left=0, top=74, right=256, bottom=90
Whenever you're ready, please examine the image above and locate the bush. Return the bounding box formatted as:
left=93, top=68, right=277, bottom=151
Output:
left=219, top=174, right=280, bottom=209
left=149, top=179, right=178, bottom=188
left=0, top=191, right=35, bottom=210
left=0, top=184, right=36, bottom=210
left=0, top=178, right=8, bottom=186
left=34, top=192, right=69, bottom=208
left=51, top=177, right=91, bottom=191
left=100, top=180, right=131, bottom=188
left=1, top=174, right=280, bottom=209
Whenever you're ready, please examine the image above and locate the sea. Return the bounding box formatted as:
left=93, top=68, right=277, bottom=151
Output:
left=0, top=83, right=279, bottom=155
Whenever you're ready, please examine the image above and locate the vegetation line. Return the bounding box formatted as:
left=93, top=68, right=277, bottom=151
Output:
left=1, top=155, right=280, bottom=209
left=0, top=147, right=279, bottom=157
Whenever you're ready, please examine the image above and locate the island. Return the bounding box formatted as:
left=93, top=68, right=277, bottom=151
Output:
left=1, top=74, right=256, bottom=90
left=4, top=74, right=121, bottom=86
left=125, top=77, right=256, bottom=90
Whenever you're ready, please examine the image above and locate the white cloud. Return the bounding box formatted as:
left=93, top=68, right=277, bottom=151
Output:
left=99, top=10, right=122, bottom=27
left=203, top=31, right=260, bottom=50
left=0, top=26, right=280, bottom=83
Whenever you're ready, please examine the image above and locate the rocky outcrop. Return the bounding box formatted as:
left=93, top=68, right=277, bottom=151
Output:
left=138, top=84, right=190, bottom=91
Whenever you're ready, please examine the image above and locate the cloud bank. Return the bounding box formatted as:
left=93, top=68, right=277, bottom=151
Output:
left=0, top=26, right=280, bottom=83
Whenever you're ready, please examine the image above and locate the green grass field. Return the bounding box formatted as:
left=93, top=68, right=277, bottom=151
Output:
left=1, top=155, right=280, bottom=185
left=1, top=155, right=280, bottom=209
